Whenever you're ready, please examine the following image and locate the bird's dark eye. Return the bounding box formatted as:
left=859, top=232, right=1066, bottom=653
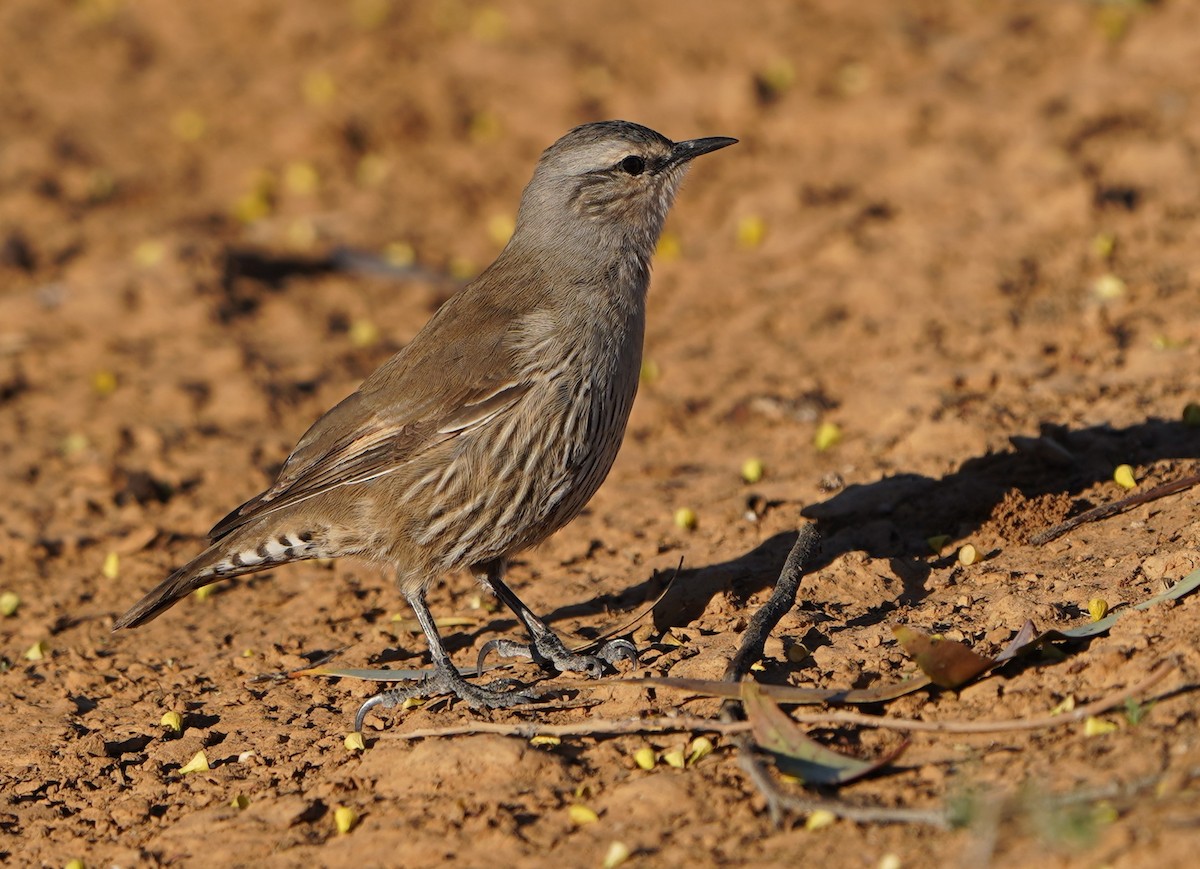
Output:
left=619, top=155, right=645, bottom=176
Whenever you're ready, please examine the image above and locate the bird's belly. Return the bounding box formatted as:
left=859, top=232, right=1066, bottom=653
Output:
left=402, top=369, right=638, bottom=570
left=533, top=379, right=635, bottom=539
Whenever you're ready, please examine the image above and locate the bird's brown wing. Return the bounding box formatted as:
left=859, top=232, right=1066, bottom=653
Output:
left=208, top=292, right=534, bottom=541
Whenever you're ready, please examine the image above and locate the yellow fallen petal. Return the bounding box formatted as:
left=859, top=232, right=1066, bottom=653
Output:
left=529, top=735, right=560, bottom=748
left=64, top=860, right=85, bottom=869
left=334, top=805, right=358, bottom=834
left=1113, top=464, right=1136, bottom=489
left=344, top=732, right=365, bottom=752
left=61, top=432, right=90, bottom=457
left=232, top=190, right=271, bottom=224
left=92, top=370, right=119, bottom=395
left=1091, top=273, right=1125, bottom=301
left=633, top=746, right=656, bottom=770
left=101, top=551, right=120, bottom=580
left=835, top=62, right=870, bottom=97
left=231, top=793, right=250, bottom=810
left=741, top=458, right=764, bottom=484
left=160, top=711, right=183, bottom=733
left=383, top=241, right=415, bottom=267
left=284, top=161, right=319, bottom=196
left=351, top=0, right=391, bottom=30
left=814, top=421, right=841, bottom=451
left=487, top=213, right=515, bottom=246
left=785, top=643, right=810, bottom=663
left=0, top=591, right=19, bottom=616
left=132, top=239, right=166, bottom=268
left=1084, top=716, right=1118, bottom=737
left=303, top=70, right=336, bottom=106
left=655, top=231, right=682, bottom=262
left=180, top=750, right=210, bottom=774
left=1090, top=232, right=1115, bottom=261
left=567, top=804, right=599, bottom=825
left=170, top=108, right=206, bottom=142
left=805, top=809, right=837, bottom=830
left=736, top=214, right=767, bottom=249
left=193, top=585, right=214, bottom=602
left=661, top=749, right=686, bottom=769
left=286, top=218, right=317, bottom=251
left=673, top=507, right=697, bottom=531
left=758, top=58, right=796, bottom=96
left=926, top=535, right=951, bottom=554
left=467, top=111, right=502, bottom=144
left=349, top=319, right=380, bottom=349
left=356, top=153, right=390, bottom=188
left=957, top=544, right=979, bottom=566
left=686, top=737, right=714, bottom=766
left=602, top=841, right=631, bottom=869
left=878, top=854, right=902, bottom=869
left=1050, top=695, right=1076, bottom=715
left=449, top=256, right=476, bottom=280
left=24, top=641, right=46, bottom=661
left=88, top=169, right=115, bottom=203
left=1150, top=334, right=1185, bottom=351
left=639, top=359, right=661, bottom=383
left=1093, top=800, right=1119, bottom=825
left=1087, top=598, right=1109, bottom=622
left=469, top=6, right=507, bottom=42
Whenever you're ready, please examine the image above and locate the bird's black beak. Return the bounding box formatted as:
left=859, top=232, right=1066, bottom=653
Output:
left=666, top=136, right=738, bottom=168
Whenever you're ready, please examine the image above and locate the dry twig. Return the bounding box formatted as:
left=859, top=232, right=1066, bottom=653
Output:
left=1031, top=470, right=1200, bottom=545
left=380, top=656, right=1173, bottom=742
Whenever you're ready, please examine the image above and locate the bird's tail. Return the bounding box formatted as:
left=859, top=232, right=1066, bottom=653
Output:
left=112, top=526, right=324, bottom=630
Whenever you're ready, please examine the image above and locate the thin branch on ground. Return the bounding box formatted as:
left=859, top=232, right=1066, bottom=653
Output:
left=1031, top=470, right=1200, bottom=545
left=382, top=714, right=751, bottom=741
left=785, top=659, right=1176, bottom=734
left=717, top=525, right=876, bottom=827
left=721, top=525, right=822, bottom=684
left=377, top=658, right=1176, bottom=742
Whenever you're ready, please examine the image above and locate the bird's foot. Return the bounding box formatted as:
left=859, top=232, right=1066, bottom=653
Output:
left=354, top=666, right=538, bottom=731
left=476, top=631, right=637, bottom=679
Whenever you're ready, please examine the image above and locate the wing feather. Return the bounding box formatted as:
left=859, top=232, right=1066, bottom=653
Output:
left=206, top=262, right=554, bottom=541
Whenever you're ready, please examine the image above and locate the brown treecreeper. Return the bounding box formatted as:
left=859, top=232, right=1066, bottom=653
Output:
left=114, top=121, right=736, bottom=726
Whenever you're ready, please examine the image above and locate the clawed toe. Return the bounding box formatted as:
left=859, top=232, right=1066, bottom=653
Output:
left=595, top=638, right=638, bottom=667
left=354, top=668, right=539, bottom=731
left=476, top=637, right=535, bottom=673
left=476, top=630, right=638, bottom=679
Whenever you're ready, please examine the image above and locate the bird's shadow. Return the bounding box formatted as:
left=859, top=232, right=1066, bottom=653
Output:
left=539, top=417, right=1198, bottom=637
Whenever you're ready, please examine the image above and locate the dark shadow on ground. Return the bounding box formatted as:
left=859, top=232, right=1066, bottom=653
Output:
left=545, top=417, right=1199, bottom=637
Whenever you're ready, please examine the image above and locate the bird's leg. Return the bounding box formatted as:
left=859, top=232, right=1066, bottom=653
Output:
left=475, top=560, right=637, bottom=677
left=354, top=588, right=537, bottom=730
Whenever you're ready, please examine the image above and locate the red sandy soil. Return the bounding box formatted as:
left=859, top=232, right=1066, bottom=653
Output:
left=3, top=1, right=1200, bottom=867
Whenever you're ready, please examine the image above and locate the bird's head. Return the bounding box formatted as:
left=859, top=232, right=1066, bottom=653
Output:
left=514, top=120, right=736, bottom=259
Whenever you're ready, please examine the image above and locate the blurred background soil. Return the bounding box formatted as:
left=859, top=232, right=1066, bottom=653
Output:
left=3, top=1, right=1200, bottom=866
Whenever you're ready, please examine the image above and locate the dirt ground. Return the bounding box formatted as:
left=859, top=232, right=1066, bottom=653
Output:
left=4, top=1, right=1200, bottom=866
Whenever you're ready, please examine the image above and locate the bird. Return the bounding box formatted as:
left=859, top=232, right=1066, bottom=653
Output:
left=113, top=120, right=736, bottom=725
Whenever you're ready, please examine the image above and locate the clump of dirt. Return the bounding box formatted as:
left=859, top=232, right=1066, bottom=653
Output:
left=986, top=490, right=1078, bottom=545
